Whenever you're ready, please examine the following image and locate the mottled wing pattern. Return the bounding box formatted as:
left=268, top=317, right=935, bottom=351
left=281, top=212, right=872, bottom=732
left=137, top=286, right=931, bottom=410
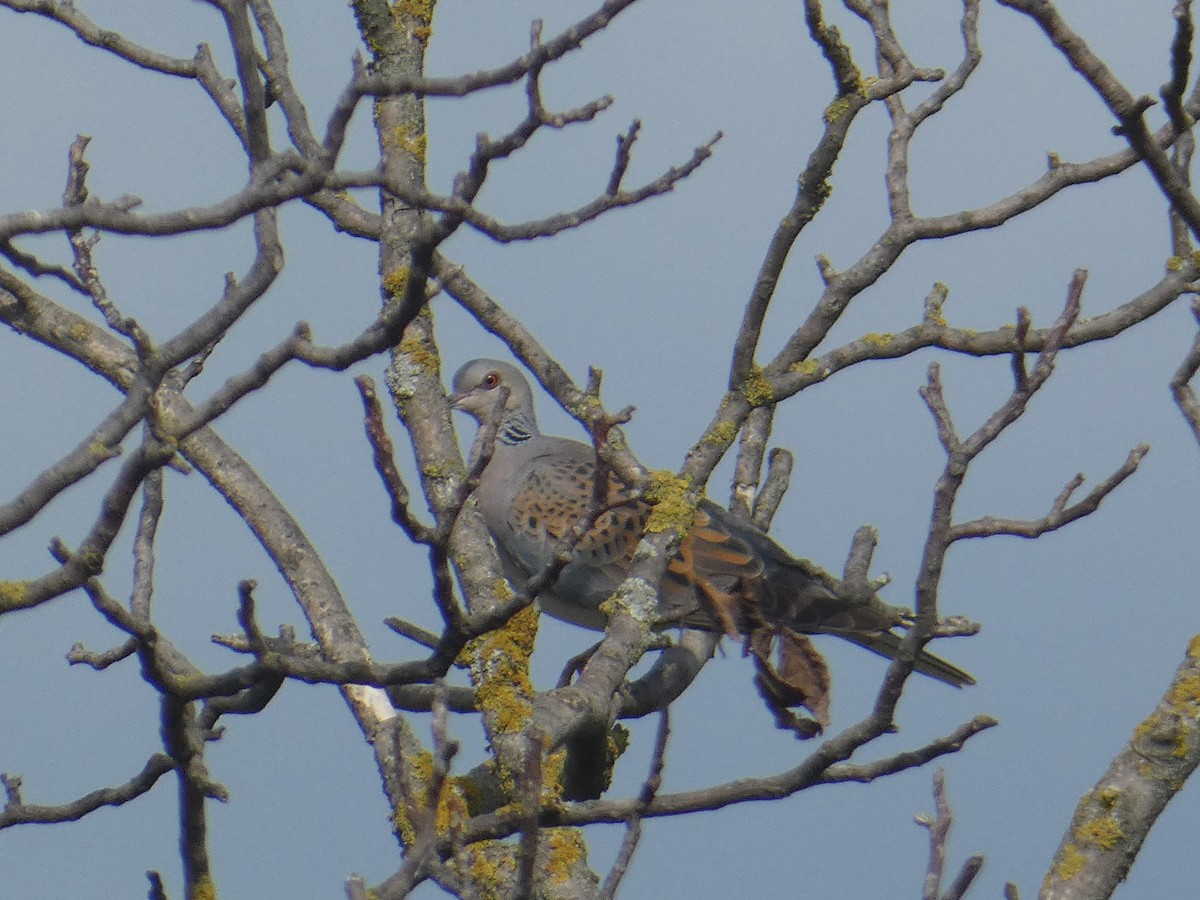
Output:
left=503, top=452, right=766, bottom=628
left=506, top=450, right=649, bottom=574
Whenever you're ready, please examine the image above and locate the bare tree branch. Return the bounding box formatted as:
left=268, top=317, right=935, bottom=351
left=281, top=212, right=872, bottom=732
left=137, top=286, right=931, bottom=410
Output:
left=751, top=447, right=795, bottom=531
left=1, top=1, right=199, bottom=75
left=600, top=710, right=669, bottom=899
left=0, top=756, right=175, bottom=828
left=1171, top=298, right=1200, bottom=442
left=1041, top=637, right=1200, bottom=898
left=435, top=711, right=994, bottom=862
left=915, top=769, right=984, bottom=900
left=999, top=0, right=1200, bottom=241
left=950, top=445, right=1149, bottom=540
left=728, top=0, right=872, bottom=386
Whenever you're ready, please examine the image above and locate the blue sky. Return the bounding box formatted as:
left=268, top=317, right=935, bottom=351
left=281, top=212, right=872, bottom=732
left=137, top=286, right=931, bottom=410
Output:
left=1, top=1, right=1198, bottom=897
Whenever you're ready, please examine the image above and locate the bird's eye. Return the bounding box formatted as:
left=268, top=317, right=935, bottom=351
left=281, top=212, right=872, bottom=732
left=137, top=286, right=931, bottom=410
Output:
left=483, top=372, right=500, bottom=388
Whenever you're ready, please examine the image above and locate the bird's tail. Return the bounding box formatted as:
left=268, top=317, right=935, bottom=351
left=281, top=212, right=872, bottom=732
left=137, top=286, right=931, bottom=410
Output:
left=679, top=501, right=975, bottom=688
left=838, top=629, right=975, bottom=688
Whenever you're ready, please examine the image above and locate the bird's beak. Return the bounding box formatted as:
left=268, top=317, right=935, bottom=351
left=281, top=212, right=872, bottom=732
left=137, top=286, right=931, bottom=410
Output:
left=448, top=390, right=467, bottom=409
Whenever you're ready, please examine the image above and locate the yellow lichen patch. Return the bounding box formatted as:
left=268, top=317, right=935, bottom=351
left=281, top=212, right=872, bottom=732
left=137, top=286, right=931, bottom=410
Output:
left=392, top=752, right=475, bottom=846
left=543, top=828, right=588, bottom=885
left=391, top=0, right=435, bottom=24
left=567, top=394, right=603, bottom=424
left=448, top=773, right=484, bottom=818
left=1075, top=815, right=1124, bottom=849
left=789, top=359, right=821, bottom=376
left=79, top=547, right=105, bottom=573
left=472, top=669, right=532, bottom=736
left=385, top=0, right=434, bottom=46
left=1191, top=249, right=1200, bottom=268
left=405, top=132, right=428, bottom=163
left=595, top=724, right=631, bottom=794
left=1167, top=256, right=1185, bottom=272
left=600, top=576, right=658, bottom=626
left=189, top=875, right=217, bottom=900
left=1094, top=785, right=1121, bottom=808
left=921, top=290, right=950, bottom=328
left=457, top=841, right=516, bottom=900
left=861, top=332, right=893, bottom=348
left=392, top=806, right=416, bottom=846
left=795, top=175, right=832, bottom=205
left=382, top=265, right=411, bottom=298
left=824, top=95, right=852, bottom=123
left=644, top=470, right=696, bottom=535
left=740, top=365, right=774, bottom=407
left=1054, top=843, right=1086, bottom=880
left=386, top=309, right=438, bottom=401
left=1168, top=672, right=1200, bottom=711
left=0, top=580, right=30, bottom=610
left=1128, top=710, right=1166, bottom=748
left=397, top=332, right=439, bottom=375
left=68, top=320, right=91, bottom=343
left=384, top=124, right=428, bottom=162
left=540, top=747, right=567, bottom=807
left=1187, top=634, right=1200, bottom=658
left=467, top=604, right=539, bottom=737
left=435, top=782, right=470, bottom=834
left=1139, top=673, right=1200, bottom=756
left=702, top=420, right=739, bottom=449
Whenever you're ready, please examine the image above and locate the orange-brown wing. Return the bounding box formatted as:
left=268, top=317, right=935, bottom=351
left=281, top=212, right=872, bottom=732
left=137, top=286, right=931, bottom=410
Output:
left=665, top=504, right=764, bottom=634
left=669, top=501, right=905, bottom=639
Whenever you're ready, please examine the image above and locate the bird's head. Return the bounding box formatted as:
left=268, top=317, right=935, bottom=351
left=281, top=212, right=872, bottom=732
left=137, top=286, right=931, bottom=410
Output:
left=449, top=358, right=535, bottom=425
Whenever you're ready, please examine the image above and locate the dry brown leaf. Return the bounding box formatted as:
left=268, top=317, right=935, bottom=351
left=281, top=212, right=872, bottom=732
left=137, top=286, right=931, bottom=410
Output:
left=749, top=628, right=832, bottom=739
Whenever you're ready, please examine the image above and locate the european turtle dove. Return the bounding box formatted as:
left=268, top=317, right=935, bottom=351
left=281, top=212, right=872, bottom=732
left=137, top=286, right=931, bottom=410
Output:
left=450, top=358, right=973, bottom=688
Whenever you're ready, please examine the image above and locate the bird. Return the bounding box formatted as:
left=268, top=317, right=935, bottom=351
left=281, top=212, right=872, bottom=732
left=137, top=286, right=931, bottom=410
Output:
left=449, top=358, right=974, bottom=691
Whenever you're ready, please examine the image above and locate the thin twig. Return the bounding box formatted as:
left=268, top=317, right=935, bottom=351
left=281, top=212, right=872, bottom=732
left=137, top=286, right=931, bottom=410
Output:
left=600, top=709, right=670, bottom=898
left=1171, top=299, right=1200, bottom=443
left=514, top=730, right=544, bottom=900
left=751, top=447, right=794, bottom=531
left=0, top=755, right=175, bottom=828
